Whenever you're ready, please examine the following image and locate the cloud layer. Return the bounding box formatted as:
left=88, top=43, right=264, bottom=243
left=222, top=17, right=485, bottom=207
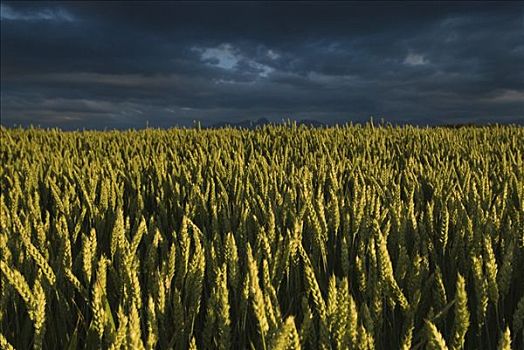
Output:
left=1, top=1, right=523, bottom=128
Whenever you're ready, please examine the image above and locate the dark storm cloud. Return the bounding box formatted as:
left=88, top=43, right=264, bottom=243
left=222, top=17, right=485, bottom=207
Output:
left=1, top=1, right=523, bottom=129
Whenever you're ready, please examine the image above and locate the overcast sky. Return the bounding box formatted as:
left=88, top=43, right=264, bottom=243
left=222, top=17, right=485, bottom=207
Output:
left=1, top=1, right=523, bottom=129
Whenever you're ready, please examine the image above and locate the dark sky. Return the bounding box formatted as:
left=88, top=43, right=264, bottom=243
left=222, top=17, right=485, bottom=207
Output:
left=1, top=1, right=523, bottom=129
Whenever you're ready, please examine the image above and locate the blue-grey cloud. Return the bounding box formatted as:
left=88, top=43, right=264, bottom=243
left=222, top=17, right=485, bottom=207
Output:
left=0, top=3, right=74, bottom=22
left=1, top=1, right=523, bottom=129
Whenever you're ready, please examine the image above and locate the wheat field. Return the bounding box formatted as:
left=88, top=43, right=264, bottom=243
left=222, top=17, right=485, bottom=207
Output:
left=1, top=124, right=523, bottom=349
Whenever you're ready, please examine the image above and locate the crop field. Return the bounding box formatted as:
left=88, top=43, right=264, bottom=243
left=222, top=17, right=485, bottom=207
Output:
left=1, top=125, right=523, bottom=349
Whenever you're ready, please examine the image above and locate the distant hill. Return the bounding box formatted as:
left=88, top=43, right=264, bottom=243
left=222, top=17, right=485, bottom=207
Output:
left=210, top=118, right=270, bottom=129
left=210, top=118, right=325, bottom=129
left=297, top=119, right=325, bottom=127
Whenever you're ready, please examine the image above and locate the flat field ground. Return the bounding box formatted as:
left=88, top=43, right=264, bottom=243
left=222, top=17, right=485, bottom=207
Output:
left=1, top=125, right=523, bottom=349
